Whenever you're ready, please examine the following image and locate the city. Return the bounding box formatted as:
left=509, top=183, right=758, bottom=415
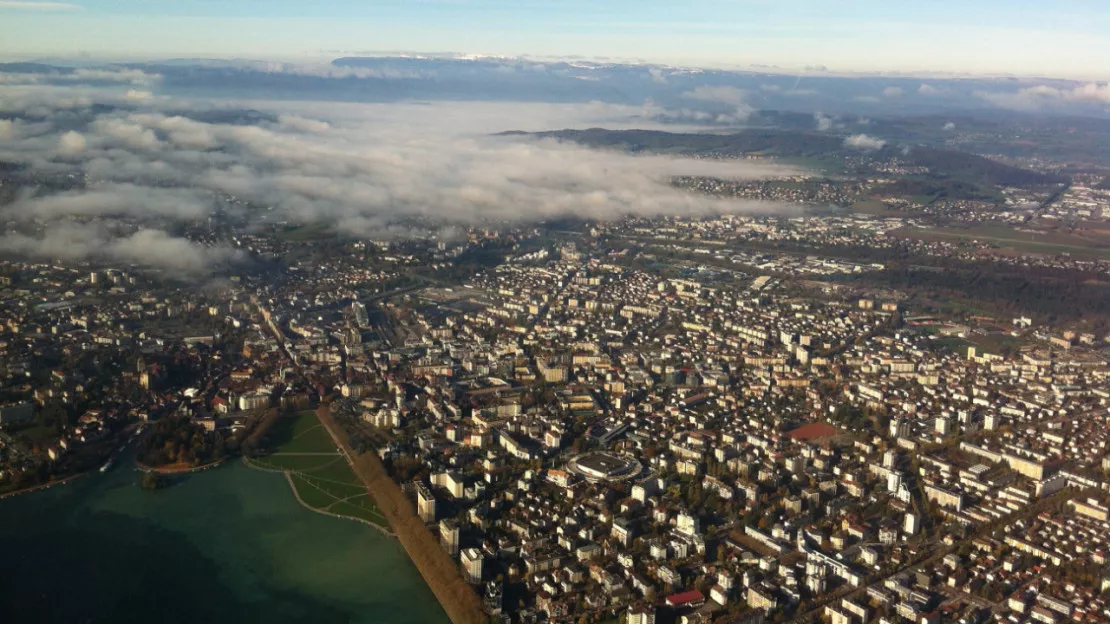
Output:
left=3, top=198, right=1110, bottom=623
left=3, top=4, right=1110, bottom=623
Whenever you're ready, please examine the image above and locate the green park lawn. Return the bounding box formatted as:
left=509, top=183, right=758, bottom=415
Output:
left=249, top=411, right=387, bottom=528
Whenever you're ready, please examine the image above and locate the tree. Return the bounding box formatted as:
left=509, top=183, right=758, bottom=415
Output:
left=140, top=471, right=168, bottom=491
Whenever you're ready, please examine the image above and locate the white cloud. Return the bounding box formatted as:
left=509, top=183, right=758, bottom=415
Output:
left=0, top=119, right=14, bottom=141
left=0, top=224, right=240, bottom=273
left=1, top=95, right=802, bottom=252
left=681, top=85, right=755, bottom=121
left=125, top=89, right=154, bottom=102
left=844, top=134, right=886, bottom=151
left=91, top=118, right=162, bottom=150
left=0, top=68, right=160, bottom=87
left=814, top=112, right=834, bottom=131
left=5, top=184, right=212, bottom=221
left=883, top=86, right=904, bottom=98
left=57, top=130, right=86, bottom=155
left=277, top=115, right=331, bottom=134
left=72, top=68, right=160, bottom=84
left=207, top=60, right=435, bottom=80
left=1069, top=82, right=1110, bottom=103
left=918, top=84, right=943, bottom=96
left=943, top=121, right=956, bottom=131
left=976, top=82, right=1110, bottom=110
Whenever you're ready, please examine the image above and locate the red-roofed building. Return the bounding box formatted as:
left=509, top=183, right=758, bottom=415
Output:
left=787, top=422, right=838, bottom=441
left=665, top=590, right=705, bottom=608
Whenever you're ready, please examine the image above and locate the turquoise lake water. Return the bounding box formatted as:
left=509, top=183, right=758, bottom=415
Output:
left=0, top=460, right=449, bottom=624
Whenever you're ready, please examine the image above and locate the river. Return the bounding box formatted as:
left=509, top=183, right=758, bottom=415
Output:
left=0, top=459, right=449, bottom=624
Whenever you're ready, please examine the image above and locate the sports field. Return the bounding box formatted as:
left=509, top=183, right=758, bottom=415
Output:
left=248, top=412, right=388, bottom=528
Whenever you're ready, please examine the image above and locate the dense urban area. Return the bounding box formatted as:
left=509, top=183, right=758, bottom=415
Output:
left=4, top=113, right=1110, bottom=624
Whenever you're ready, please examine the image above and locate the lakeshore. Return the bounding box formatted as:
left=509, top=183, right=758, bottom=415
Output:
left=316, top=406, right=487, bottom=624
left=244, top=411, right=392, bottom=531
left=0, top=455, right=449, bottom=624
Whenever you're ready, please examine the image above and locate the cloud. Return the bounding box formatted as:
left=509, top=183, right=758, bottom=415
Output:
left=0, top=223, right=240, bottom=273
left=976, top=82, right=1110, bottom=110
left=5, top=184, right=212, bottom=221
left=128, top=114, right=219, bottom=149
left=57, top=130, right=86, bottom=155
left=648, top=68, right=667, bottom=84
left=125, top=89, right=154, bottom=102
left=943, top=121, right=956, bottom=131
left=0, top=68, right=160, bottom=86
left=681, top=85, right=755, bottom=122
left=90, top=118, right=163, bottom=150
left=73, top=68, right=160, bottom=84
left=0, top=1, right=81, bottom=10
left=0, top=119, right=14, bottom=141
left=844, top=134, right=886, bottom=151
left=0, top=88, right=801, bottom=275
left=277, top=115, right=331, bottom=134
left=918, top=84, right=943, bottom=96
left=1069, top=82, right=1110, bottom=103
left=814, top=112, right=834, bottom=131
left=882, top=87, right=904, bottom=98
left=204, top=59, right=436, bottom=80
left=107, top=229, right=240, bottom=273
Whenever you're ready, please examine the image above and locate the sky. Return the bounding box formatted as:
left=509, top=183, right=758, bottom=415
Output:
left=1, top=0, right=1109, bottom=79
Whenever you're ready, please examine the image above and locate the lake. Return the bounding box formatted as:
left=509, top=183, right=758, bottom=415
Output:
left=0, top=459, right=449, bottom=624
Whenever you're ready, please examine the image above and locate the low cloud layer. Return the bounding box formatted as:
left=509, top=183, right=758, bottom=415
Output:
left=0, top=224, right=241, bottom=273
left=0, top=82, right=800, bottom=273
left=976, top=82, right=1110, bottom=110
left=681, top=86, right=755, bottom=123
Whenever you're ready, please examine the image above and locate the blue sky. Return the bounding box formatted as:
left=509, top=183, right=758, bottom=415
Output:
left=1, top=0, right=1109, bottom=78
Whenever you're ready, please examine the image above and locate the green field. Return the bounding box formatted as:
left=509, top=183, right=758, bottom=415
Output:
left=902, top=225, right=1110, bottom=259
left=248, top=412, right=388, bottom=528
left=250, top=454, right=338, bottom=472
left=276, top=222, right=334, bottom=242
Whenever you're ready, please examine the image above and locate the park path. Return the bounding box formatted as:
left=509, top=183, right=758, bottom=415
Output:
left=243, top=456, right=394, bottom=537
left=285, top=472, right=395, bottom=537
left=266, top=452, right=339, bottom=456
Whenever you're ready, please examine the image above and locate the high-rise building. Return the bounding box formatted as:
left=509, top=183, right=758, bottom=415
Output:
left=935, top=417, right=952, bottom=435
left=461, top=548, right=483, bottom=584
left=627, top=606, right=656, bottom=624
left=903, top=512, right=920, bottom=535
left=351, top=301, right=369, bottom=328
left=890, top=418, right=910, bottom=439
left=440, top=519, right=459, bottom=556
left=416, top=483, right=436, bottom=523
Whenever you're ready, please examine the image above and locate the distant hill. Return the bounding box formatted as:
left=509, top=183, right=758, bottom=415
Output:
left=514, top=128, right=1066, bottom=187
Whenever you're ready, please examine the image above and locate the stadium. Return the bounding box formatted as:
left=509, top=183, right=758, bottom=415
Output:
left=566, top=451, right=643, bottom=483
